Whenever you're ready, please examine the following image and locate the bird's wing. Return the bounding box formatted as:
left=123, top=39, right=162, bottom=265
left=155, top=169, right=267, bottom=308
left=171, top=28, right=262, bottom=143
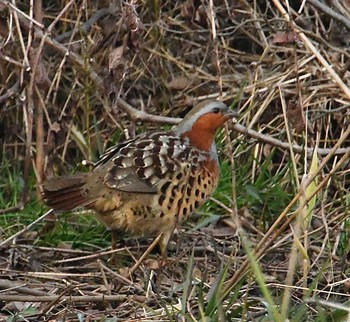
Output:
left=99, top=132, right=194, bottom=194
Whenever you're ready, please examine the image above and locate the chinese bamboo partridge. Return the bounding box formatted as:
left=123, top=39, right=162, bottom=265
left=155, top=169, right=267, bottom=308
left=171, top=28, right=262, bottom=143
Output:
left=41, top=100, right=237, bottom=257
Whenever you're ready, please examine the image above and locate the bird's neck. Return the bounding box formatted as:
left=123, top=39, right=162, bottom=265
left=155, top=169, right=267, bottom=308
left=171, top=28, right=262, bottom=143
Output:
left=181, top=127, right=216, bottom=151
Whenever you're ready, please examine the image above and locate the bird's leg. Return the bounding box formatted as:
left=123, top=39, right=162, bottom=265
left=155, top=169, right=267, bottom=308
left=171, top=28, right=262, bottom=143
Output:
left=109, top=230, right=119, bottom=264
left=158, top=230, right=172, bottom=267
left=111, top=230, right=118, bottom=250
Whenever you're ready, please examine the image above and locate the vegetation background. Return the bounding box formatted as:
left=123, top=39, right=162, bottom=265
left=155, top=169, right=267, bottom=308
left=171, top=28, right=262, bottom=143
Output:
left=0, top=0, right=350, bottom=321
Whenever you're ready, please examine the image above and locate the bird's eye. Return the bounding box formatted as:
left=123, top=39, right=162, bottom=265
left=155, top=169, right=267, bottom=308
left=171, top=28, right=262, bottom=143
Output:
left=212, top=107, right=220, bottom=114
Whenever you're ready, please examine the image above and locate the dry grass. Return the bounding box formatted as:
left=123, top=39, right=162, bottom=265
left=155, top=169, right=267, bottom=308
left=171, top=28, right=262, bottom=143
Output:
left=0, top=0, right=350, bottom=321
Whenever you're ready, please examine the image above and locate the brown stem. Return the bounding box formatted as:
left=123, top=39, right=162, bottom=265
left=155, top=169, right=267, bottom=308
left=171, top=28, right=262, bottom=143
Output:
left=33, top=0, right=44, bottom=197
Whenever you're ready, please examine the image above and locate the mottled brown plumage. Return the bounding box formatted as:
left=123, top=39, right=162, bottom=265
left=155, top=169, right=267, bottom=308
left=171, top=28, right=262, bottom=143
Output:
left=41, top=100, right=237, bottom=256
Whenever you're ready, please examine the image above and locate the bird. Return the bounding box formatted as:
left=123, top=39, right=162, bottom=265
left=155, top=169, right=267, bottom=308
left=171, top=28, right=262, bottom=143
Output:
left=41, top=100, right=237, bottom=259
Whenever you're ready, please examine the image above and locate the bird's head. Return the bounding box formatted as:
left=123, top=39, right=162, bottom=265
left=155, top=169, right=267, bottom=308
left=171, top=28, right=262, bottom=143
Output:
left=175, top=100, right=237, bottom=151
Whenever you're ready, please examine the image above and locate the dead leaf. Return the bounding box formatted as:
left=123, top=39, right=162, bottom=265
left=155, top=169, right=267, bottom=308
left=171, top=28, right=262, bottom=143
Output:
left=286, top=99, right=305, bottom=134
left=29, top=48, right=51, bottom=90
left=272, top=31, right=299, bottom=44
left=50, top=121, right=61, bottom=133
left=143, top=258, right=162, bottom=270
left=125, top=1, right=145, bottom=47
left=57, top=242, right=73, bottom=249
left=263, top=144, right=272, bottom=158
left=167, top=76, right=194, bottom=90
left=194, top=4, right=208, bottom=27
left=109, top=46, right=124, bottom=70
left=180, top=0, right=195, bottom=21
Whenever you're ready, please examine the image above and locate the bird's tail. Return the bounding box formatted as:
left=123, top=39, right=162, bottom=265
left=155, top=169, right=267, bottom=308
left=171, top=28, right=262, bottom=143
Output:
left=41, top=174, right=93, bottom=211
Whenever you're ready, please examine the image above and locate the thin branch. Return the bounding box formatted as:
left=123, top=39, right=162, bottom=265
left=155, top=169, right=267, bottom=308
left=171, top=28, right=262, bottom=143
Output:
left=0, top=203, right=24, bottom=214
left=116, top=98, right=181, bottom=125
left=0, top=81, right=20, bottom=104
left=15, top=13, right=104, bottom=90
left=0, top=280, right=48, bottom=296
left=32, top=0, right=45, bottom=193
left=0, top=294, right=134, bottom=303
left=232, top=123, right=350, bottom=156
left=308, top=0, right=350, bottom=30
left=54, top=4, right=117, bottom=43
left=116, top=98, right=350, bottom=156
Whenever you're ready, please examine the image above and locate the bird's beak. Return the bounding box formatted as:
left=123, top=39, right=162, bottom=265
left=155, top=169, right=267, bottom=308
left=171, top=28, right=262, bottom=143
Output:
left=224, top=109, right=238, bottom=123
